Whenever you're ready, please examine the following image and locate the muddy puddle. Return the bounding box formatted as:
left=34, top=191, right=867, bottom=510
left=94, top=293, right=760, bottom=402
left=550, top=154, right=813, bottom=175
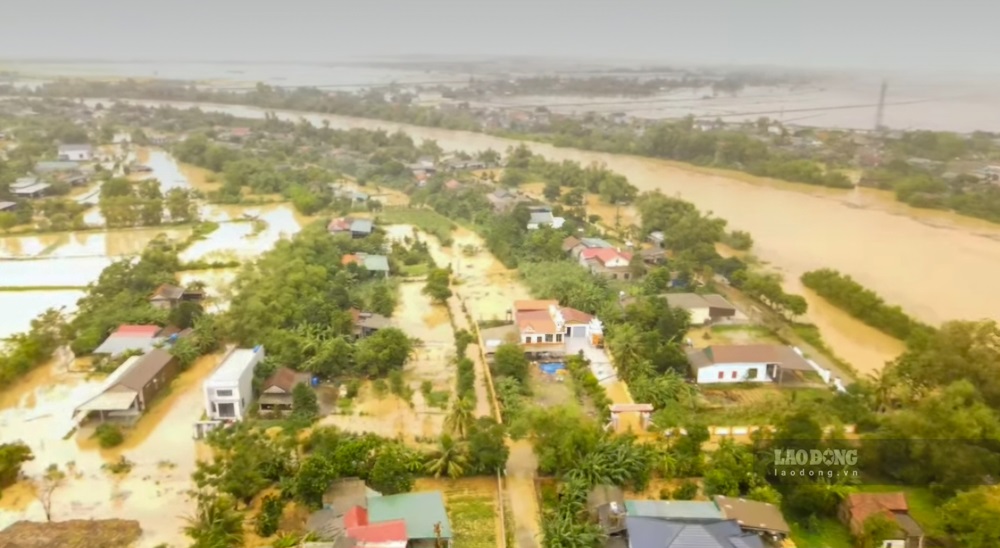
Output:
left=0, top=351, right=222, bottom=547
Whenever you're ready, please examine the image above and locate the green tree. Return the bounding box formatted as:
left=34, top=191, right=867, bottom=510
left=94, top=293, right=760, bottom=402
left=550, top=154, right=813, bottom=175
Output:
left=354, top=328, right=415, bottom=377
left=425, top=434, right=470, bottom=479
left=291, top=382, right=319, bottom=421
left=369, top=444, right=419, bottom=495
left=0, top=212, right=17, bottom=232
left=445, top=397, right=475, bottom=439
left=423, top=268, right=453, bottom=304
left=165, top=188, right=197, bottom=222
left=467, top=417, right=508, bottom=474
left=492, top=343, right=529, bottom=383
left=184, top=494, right=245, bottom=548
left=255, top=495, right=284, bottom=537
left=0, top=442, right=34, bottom=487
left=942, top=486, right=1000, bottom=547
left=857, top=513, right=897, bottom=548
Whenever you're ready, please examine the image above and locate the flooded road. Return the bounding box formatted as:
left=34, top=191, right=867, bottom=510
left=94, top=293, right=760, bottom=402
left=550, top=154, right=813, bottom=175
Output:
left=93, top=99, right=1000, bottom=374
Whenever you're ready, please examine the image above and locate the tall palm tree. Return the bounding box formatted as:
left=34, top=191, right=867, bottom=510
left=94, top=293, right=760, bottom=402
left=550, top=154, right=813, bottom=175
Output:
left=425, top=434, right=470, bottom=479
left=184, top=494, right=244, bottom=548
left=445, top=397, right=475, bottom=439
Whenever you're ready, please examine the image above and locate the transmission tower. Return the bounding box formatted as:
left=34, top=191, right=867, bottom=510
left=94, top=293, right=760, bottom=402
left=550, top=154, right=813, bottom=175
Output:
left=874, top=80, right=888, bottom=132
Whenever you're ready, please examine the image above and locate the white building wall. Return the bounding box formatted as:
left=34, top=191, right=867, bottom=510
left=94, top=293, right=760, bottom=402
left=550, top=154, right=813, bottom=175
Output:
left=204, top=347, right=265, bottom=421
left=61, top=150, right=92, bottom=161
left=687, top=307, right=712, bottom=325
left=696, top=362, right=771, bottom=384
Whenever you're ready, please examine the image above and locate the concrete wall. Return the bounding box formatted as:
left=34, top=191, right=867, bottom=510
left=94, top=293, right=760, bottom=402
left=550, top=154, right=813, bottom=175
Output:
left=696, top=362, right=771, bottom=384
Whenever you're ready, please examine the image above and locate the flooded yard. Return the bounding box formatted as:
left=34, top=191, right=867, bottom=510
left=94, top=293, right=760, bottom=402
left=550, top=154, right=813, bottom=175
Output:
left=0, top=352, right=222, bottom=547
left=320, top=281, right=455, bottom=443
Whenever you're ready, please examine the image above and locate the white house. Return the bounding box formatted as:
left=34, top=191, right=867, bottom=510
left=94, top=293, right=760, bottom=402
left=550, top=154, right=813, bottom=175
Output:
left=686, top=344, right=812, bottom=384
left=663, top=293, right=738, bottom=326
left=203, top=346, right=265, bottom=421
left=527, top=210, right=566, bottom=230
left=58, top=144, right=93, bottom=162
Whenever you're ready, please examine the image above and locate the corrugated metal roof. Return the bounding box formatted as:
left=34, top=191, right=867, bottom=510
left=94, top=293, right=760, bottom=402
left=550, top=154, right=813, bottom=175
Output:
left=625, top=500, right=723, bottom=520
left=207, top=347, right=261, bottom=385
left=366, top=491, right=451, bottom=540
left=361, top=254, right=389, bottom=272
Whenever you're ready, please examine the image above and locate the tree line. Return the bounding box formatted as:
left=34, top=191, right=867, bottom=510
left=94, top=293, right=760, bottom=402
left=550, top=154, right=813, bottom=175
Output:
left=801, top=268, right=932, bottom=341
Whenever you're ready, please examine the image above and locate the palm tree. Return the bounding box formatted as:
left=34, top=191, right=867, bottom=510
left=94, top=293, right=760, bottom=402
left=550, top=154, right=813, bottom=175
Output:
left=425, top=434, right=470, bottom=479
left=445, top=397, right=475, bottom=439
left=184, top=494, right=244, bottom=548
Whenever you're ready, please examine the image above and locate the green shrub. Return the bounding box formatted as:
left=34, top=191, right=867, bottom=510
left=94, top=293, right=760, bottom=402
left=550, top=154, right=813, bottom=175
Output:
left=95, top=423, right=124, bottom=448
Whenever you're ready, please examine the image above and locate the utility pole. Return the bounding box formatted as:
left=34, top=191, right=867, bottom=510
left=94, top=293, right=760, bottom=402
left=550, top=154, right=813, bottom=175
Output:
left=874, top=80, right=888, bottom=133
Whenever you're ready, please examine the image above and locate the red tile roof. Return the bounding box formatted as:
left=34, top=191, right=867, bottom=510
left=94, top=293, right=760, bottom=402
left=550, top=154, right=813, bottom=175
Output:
left=516, top=309, right=557, bottom=333
left=843, top=492, right=909, bottom=534
left=580, top=248, right=632, bottom=265
left=329, top=217, right=352, bottom=232
left=342, top=254, right=362, bottom=266
left=445, top=179, right=462, bottom=190
left=560, top=307, right=593, bottom=324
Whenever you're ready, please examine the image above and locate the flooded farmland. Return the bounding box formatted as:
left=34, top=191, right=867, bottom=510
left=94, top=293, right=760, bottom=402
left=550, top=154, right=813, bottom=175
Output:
left=102, top=99, right=1000, bottom=374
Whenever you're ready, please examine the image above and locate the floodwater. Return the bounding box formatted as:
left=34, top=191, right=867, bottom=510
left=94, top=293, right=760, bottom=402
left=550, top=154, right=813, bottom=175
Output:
left=0, top=290, right=84, bottom=340
left=320, top=279, right=454, bottom=444
left=0, top=351, right=221, bottom=547
left=466, top=78, right=1000, bottom=133
left=0, top=147, right=307, bottom=343
left=101, top=100, right=1000, bottom=374
left=389, top=224, right=533, bottom=322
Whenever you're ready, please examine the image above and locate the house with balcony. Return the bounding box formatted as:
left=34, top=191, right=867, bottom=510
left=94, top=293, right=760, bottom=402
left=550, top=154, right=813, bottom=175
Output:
left=514, top=300, right=603, bottom=356
left=203, top=346, right=265, bottom=422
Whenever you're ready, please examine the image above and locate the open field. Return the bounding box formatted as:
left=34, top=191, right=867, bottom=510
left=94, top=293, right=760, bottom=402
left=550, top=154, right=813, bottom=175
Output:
left=415, top=477, right=500, bottom=548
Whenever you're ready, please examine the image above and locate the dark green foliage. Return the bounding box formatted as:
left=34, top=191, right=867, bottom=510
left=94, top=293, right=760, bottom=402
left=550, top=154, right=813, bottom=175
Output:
left=423, top=268, right=452, bottom=304
left=291, top=383, right=319, bottom=422
left=255, top=495, right=284, bottom=537
left=492, top=343, right=530, bottom=384
left=0, top=309, right=67, bottom=388
left=801, top=268, right=932, bottom=341
left=95, top=424, right=124, bottom=448
left=0, top=442, right=33, bottom=488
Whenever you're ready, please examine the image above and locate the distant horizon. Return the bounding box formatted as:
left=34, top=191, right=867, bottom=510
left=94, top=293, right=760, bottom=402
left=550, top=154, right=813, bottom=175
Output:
left=3, top=56, right=998, bottom=85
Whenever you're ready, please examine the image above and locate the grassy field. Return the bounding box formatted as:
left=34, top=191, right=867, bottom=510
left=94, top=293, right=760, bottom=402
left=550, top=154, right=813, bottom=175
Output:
left=378, top=207, right=456, bottom=243
left=789, top=517, right=853, bottom=548
left=415, top=478, right=499, bottom=548
left=697, top=386, right=837, bottom=424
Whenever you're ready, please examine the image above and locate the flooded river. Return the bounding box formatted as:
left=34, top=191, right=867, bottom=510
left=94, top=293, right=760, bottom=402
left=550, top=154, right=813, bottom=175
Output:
left=97, top=99, right=1000, bottom=374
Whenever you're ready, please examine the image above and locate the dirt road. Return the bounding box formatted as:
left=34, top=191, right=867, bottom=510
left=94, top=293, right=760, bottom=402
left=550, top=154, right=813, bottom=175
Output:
left=505, top=440, right=541, bottom=548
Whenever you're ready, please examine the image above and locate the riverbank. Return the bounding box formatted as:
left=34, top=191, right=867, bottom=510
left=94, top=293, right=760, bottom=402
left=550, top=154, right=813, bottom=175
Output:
left=76, top=98, right=1000, bottom=333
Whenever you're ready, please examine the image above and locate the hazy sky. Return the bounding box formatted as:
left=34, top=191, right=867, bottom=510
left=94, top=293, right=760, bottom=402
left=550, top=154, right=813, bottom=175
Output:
left=1, top=0, right=998, bottom=73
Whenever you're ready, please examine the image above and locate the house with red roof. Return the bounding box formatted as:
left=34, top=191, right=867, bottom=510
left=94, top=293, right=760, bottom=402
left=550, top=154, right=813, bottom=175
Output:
left=579, top=247, right=635, bottom=280
left=839, top=493, right=924, bottom=548
left=343, top=506, right=408, bottom=548
left=513, top=300, right=602, bottom=355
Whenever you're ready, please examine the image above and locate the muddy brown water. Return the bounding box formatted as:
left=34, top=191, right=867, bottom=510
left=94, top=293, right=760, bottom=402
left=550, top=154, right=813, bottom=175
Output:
left=92, top=99, right=995, bottom=374
left=0, top=351, right=221, bottom=546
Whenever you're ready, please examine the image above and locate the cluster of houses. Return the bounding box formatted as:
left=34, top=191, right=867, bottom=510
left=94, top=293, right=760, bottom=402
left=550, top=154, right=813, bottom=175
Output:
left=73, top=281, right=391, bottom=432
left=592, top=486, right=924, bottom=548
left=306, top=477, right=453, bottom=548
left=3, top=144, right=94, bottom=202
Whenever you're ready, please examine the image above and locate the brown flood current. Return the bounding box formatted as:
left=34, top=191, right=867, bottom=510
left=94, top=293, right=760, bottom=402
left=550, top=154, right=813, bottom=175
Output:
left=130, top=100, right=998, bottom=326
